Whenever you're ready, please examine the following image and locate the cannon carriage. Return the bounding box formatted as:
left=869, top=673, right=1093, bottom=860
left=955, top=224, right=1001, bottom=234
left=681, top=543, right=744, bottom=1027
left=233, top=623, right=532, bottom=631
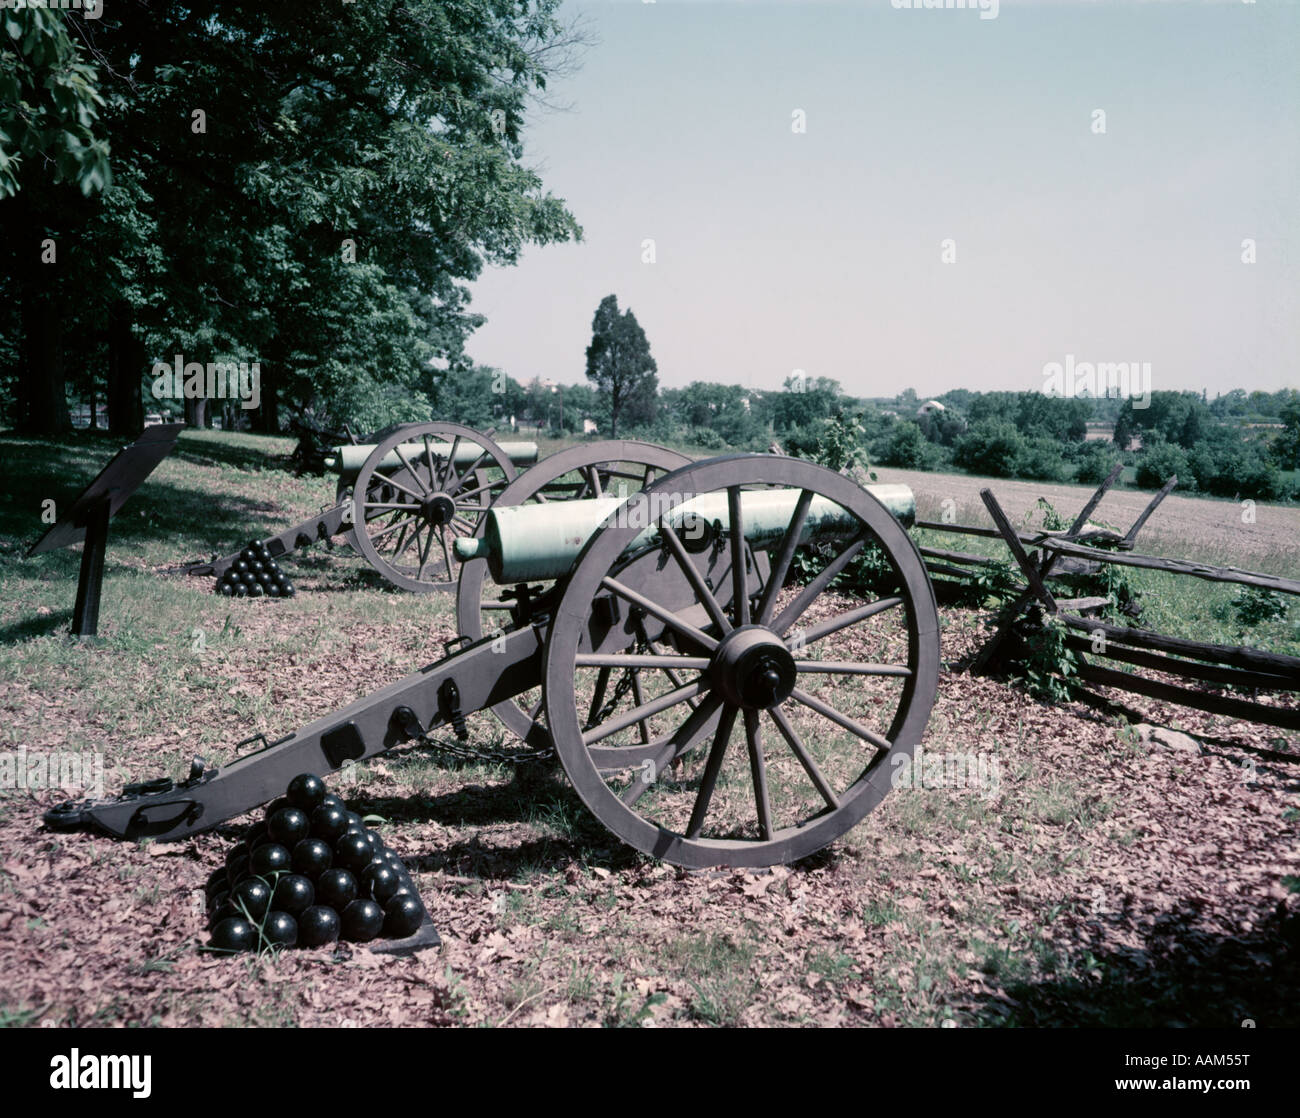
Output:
left=51, top=449, right=939, bottom=869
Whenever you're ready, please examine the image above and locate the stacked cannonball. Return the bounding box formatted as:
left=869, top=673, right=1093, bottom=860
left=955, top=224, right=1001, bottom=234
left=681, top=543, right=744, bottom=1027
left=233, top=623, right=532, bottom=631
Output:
left=215, top=540, right=295, bottom=599
left=207, top=772, right=426, bottom=954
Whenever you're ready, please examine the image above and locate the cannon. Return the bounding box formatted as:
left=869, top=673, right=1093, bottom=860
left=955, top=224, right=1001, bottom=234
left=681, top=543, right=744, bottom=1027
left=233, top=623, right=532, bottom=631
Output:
left=49, top=452, right=938, bottom=869
left=188, top=422, right=539, bottom=593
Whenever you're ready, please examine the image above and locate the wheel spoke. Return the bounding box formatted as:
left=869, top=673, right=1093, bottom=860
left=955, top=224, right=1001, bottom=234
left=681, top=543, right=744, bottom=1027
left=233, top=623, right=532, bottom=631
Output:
left=768, top=705, right=840, bottom=811
left=793, top=660, right=912, bottom=677
left=587, top=465, right=604, bottom=498
left=744, top=709, right=774, bottom=840
left=600, top=576, right=719, bottom=652
left=366, top=509, right=416, bottom=543
left=392, top=519, right=424, bottom=562
left=755, top=488, right=814, bottom=625
left=582, top=678, right=707, bottom=746
left=439, top=435, right=462, bottom=490
left=786, top=597, right=903, bottom=650
left=422, top=435, right=440, bottom=491
left=628, top=670, right=651, bottom=745
left=619, top=695, right=723, bottom=807
left=685, top=704, right=738, bottom=837
left=437, top=527, right=453, bottom=578
left=372, top=472, right=425, bottom=504
left=789, top=686, right=891, bottom=752
left=448, top=479, right=496, bottom=504
left=585, top=666, right=612, bottom=729
left=727, top=486, right=749, bottom=627
left=387, top=520, right=411, bottom=560
left=447, top=450, right=492, bottom=494
left=658, top=518, right=731, bottom=635
left=771, top=535, right=867, bottom=636
left=415, top=523, right=435, bottom=577
left=391, top=444, right=430, bottom=497
left=574, top=654, right=711, bottom=670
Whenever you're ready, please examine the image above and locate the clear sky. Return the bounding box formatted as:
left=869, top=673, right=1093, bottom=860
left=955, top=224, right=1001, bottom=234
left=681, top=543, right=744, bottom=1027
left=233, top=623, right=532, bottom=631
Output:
left=465, top=0, right=1300, bottom=400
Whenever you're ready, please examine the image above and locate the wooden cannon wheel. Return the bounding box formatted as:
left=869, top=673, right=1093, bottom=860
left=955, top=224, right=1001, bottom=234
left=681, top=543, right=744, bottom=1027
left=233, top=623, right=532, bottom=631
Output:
left=351, top=422, right=517, bottom=593
left=542, top=454, right=941, bottom=868
left=456, top=441, right=692, bottom=765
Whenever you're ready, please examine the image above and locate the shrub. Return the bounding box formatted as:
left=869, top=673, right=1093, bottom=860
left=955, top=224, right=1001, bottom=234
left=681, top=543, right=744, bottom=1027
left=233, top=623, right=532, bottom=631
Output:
left=1135, top=438, right=1191, bottom=490
left=1233, top=587, right=1289, bottom=627
left=1073, top=441, right=1123, bottom=485
left=954, top=420, right=1026, bottom=478
left=877, top=420, right=934, bottom=469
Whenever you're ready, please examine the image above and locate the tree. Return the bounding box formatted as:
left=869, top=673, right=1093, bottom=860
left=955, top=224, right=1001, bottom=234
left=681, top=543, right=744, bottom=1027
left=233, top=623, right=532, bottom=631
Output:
left=1, top=2, right=584, bottom=435
left=1, top=8, right=113, bottom=432
left=1272, top=393, right=1300, bottom=470
left=584, top=295, right=658, bottom=437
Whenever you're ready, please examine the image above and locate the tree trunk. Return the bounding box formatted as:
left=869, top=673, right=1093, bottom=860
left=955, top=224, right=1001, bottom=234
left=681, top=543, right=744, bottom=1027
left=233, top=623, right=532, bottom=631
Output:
left=252, top=354, right=281, bottom=433
left=185, top=396, right=210, bottom=428
left=107, top=299, right=145, bottom=435
left=5, top=187, right=75, bottom=434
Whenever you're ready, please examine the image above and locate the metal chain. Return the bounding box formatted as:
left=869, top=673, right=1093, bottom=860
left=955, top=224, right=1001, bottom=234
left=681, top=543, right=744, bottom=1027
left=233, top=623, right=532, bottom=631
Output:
left=407, top=725, right=556, bottom=767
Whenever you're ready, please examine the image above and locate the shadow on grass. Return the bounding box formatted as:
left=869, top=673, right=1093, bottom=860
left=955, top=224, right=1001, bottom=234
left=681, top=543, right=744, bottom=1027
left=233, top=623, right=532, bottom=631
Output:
left=968, top=899, right=1300, bottom=1027
left=0, top=609, right=75, bottom=643
left=349, top=765, right=638, bottom=878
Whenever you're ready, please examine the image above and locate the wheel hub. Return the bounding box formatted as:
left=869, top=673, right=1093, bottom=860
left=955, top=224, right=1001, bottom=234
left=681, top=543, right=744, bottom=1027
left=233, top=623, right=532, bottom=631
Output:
left=421, top=493, right=457, bottom=525
left=710, top=626, right=797, bottom=710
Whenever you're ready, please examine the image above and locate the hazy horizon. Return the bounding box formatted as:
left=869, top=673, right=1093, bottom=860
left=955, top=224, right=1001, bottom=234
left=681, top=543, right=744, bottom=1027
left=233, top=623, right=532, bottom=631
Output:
left=465, top=0, right=1299, bottom=401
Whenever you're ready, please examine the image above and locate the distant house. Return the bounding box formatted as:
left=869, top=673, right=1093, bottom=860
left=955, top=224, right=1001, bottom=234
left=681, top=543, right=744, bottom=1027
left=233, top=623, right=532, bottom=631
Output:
left=917, top=400, right=946, bottom=418
left=582, top=418, right=599, bottom=436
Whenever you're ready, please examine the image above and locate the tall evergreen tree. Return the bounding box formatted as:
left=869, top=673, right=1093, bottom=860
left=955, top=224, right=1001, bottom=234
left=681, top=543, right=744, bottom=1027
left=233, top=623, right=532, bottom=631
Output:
left=584, top=295, right=658, bottom=438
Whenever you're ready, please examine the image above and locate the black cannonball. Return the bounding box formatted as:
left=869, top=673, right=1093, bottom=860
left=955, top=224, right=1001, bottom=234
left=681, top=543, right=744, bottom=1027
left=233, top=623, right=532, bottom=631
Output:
left=364, top=829, right=384, bottom=852
left=282, top=584, right=296, bottom=598
left=272, top=873, right=315, bottom=917
left=249, top=843, right=291, bottom=878
left=366, top=866, right=402, bottom=906
left=209, top=888, right=230, bottom=913
left=248, top=830, right=276, bottom=853
left=225, top=853, right=249, bottom=887
left=316, top=868, right=358, bottom=911
left=334, top=832, right=373, bottom=874
left=205, top=867, right=230, bottom=897
left=234, top=558, right=250, bottom=572
left=310, top=804, right=349, bottom=843
left=241, top=571, right=257, bottom=585
left=210, top=900, right=238, bottom=927
left=249, top=582, right=265, bottom=598
left=210, top=917, right=258, bottom=954
left=266, top=796, right=291, bottom=818
left=297, top=905, right=341, bottom=948
left=268, top=807, right=311, bottom=848
left=231, top=878, right=272, bottom=922
left=345, top=811, right=364, bottom=831
left=291, top=837, right=333, bottom=879
left=233, top=582, right=248, bottom=598
left=287, top=773, right=327, bottom=812
left=264, top=911, right=298, bottom=948
left=251, top=560, right=265, bottom=574
left=358, top=860, right=391, bottom=891
left=320, top=793, right=345, bottom=814
left=218, top=582, right=233, bottom=597
left=340, top=899, right=384, bottom=943
left=383, top=895, right=425, bottom=939
left=266, top=583, right=281, bottom=598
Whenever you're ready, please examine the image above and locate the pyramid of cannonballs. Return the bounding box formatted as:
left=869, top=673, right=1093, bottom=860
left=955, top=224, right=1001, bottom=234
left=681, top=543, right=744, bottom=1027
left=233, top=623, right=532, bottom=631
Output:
left=207, top=773, right=426, bottom=953
left=215, top=540, right=295, bottom=598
